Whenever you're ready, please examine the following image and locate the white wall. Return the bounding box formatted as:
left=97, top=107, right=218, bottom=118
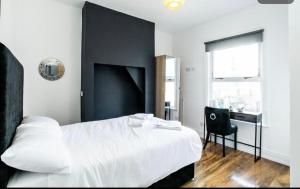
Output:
left=0, top=0, right=173, bottom=125
left=0, top=0, right=15, bottom=49
left=155, top=29, right=173, bottom=56
left=289, top=0, right=300, bottom=186
left=173, top=5, right=290, bottom=165
left=2, top=0, right=83, bottom=125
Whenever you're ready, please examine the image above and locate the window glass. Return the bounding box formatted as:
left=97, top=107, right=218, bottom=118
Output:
left=165, top=57, right=177, bottom=108
left=165, top=81, right=176, bottom=108
left=209, top=42, right=262, bottom=113
left=211, top=82, right=262, bottom=112
left=166, top=58, right=176, bottom=79
left=213, top=44, right=260, bottom=78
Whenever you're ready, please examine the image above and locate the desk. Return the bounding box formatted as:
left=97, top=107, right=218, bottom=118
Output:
left=204, top=111, right=263, bottom=162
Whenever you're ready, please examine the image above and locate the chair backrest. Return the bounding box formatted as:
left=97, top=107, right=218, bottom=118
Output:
left=205, top=107, right=232, bottom=135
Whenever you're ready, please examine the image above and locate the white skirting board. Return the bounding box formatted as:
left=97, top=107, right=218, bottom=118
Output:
left=194, top=127, right=290, bottom=166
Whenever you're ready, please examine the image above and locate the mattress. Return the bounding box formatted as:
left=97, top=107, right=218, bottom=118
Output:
left=8, top=116, right=202, bottom=187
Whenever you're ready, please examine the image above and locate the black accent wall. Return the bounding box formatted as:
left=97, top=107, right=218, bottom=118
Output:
left=81, top=2, right=155, bottom=122
left=94, top=64, right=145, bottom=120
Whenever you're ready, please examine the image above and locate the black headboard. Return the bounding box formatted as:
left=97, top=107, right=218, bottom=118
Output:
left=0, top=43, right=24, bottom=187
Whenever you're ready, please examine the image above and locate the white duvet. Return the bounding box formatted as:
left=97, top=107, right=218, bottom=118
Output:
left=8, top=116, right=202, bottom=187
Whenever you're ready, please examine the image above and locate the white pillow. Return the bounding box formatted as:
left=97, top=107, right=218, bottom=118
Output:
left=22, top=116, right=60, bottom=127
left=1, top=117, right=71, bottom=174
left=20, top=116, right=63, bottom=138
left=15, top=124, right=63, bottom=139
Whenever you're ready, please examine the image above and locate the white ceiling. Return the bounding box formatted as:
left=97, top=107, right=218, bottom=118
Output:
left=58, top=0, right=259, bottom=33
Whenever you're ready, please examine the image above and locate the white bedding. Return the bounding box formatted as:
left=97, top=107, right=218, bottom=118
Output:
left=8, top=116, right=202, bottom=187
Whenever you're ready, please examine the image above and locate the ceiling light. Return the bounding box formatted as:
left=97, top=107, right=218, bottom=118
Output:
left=163, top=0, right=185, bottom=11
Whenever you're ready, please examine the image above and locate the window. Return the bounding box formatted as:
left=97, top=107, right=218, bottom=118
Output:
left=206, top=31, right=263, bottom=113
left=165, top=57, right=177, bottom=109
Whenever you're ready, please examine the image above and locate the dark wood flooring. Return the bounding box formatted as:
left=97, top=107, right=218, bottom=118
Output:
left=183, top=142, right=290, bottom=187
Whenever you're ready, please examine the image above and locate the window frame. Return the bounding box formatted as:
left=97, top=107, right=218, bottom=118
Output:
left=165, top=78, right=176, bottom=109
left=165, top=57, right=180, bottom=110
left=208, top=42, right=263, bottom=114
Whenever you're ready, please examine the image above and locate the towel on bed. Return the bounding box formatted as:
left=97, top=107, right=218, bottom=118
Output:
left=130, top=114, right=154, bottom=120
left=155, top=120, right=182, bottom=131
left=128, top=117, right=145, bottom=127
left=127, top=115, right=153, bottom=128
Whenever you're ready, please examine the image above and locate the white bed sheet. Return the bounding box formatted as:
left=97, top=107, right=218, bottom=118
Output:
left=8, top=116, right=202, bottom=187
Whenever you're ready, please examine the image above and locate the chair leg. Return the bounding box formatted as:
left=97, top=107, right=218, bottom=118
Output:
left=234, top=132, right=237, bottom=150
left=222, top=135, right=226, bottom=157
left=214, top=134, right=217, bottom=144
left=203, top=132, right=210, bottom=150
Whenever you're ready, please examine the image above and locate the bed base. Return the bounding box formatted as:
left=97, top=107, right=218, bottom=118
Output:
left=150, top=163, right=195, bottom=188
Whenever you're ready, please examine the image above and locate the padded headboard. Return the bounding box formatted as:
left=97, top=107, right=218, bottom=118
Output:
left=0, top=43, right=24, bottom=187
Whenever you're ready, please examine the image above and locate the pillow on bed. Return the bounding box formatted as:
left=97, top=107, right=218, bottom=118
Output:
left=22, top=116, right=60, bottom=127
left=20, top=116, right=63, bottom=138
left=1, top=118, right=71, bottom=174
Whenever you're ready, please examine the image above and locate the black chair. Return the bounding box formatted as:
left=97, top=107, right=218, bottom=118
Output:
left=203, top=107, right=238, bottom=157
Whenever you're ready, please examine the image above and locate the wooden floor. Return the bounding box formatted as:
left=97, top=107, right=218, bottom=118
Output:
left=183, top=142, right=290, bottom=188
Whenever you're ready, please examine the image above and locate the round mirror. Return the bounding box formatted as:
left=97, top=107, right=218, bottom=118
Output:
left=39, top=58, right=65, bottom=81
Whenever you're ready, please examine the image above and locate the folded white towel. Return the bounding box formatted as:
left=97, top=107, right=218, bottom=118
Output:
left=156, top=125, right=182, bottom=131
left=130, top=113, right=154, bottom=120
left=128, top=117, right=151, bottom=127
left=155, top=120, right=182, bottom=131
left=156, top=120, right=181, bottom=127
left=128, top=117, right=144, bottom=127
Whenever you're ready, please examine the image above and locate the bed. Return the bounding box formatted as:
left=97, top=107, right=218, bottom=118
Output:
left=0, top=42, right=202, bottom=187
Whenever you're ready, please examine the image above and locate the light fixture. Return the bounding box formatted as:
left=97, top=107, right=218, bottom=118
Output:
left=163, top=0, right=185, bottom=11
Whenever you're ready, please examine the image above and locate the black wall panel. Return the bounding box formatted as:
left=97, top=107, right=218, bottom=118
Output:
left=81, top=2, right=155, bottom=121
left=94, top=64, right=145, bottom=120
